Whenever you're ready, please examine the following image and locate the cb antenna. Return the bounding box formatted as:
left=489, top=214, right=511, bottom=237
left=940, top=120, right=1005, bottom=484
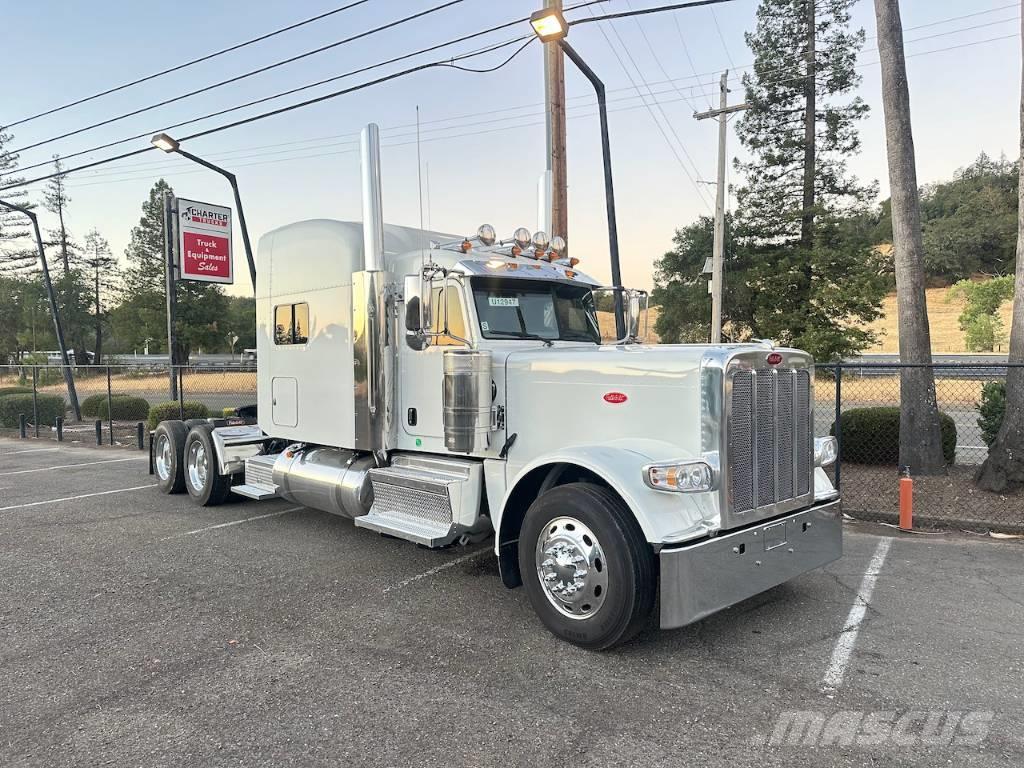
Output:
left=416, top=105, right=426, bottom=270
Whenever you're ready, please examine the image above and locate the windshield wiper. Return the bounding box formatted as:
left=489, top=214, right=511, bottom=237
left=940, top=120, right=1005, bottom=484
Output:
left=485, top=330, right=554, bottom=347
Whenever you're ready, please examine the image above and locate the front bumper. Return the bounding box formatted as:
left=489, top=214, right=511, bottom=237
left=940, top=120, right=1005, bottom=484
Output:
left=659, top=498, right=842, bottom=629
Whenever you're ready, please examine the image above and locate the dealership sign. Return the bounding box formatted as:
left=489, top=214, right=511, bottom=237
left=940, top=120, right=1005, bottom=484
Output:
left=177, top=198, right=233, bottom=284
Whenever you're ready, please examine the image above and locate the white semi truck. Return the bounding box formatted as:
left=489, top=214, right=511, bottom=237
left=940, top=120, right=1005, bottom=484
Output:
left=153, top=124, right=841, bottom=649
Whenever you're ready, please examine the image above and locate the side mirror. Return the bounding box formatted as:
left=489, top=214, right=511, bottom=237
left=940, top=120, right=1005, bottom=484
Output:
left=405, top=296, right=422, bottom=332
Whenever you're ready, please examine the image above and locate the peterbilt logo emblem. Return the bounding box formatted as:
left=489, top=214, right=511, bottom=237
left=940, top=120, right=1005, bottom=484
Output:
left=766, top=352, right=783, bottom=366
left=603, top=392, right=628, bottom=404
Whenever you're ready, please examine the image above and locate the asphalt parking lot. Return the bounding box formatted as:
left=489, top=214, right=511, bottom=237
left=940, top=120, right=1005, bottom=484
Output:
left=1, top=437, right=1023, bottom=767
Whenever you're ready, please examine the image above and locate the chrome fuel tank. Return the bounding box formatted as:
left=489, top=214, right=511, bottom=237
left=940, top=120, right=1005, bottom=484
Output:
left=272, top=446, right=375, bottom=519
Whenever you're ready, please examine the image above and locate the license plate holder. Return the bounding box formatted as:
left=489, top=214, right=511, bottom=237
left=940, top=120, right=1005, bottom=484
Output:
left=763, top=521, right=788, bottom=551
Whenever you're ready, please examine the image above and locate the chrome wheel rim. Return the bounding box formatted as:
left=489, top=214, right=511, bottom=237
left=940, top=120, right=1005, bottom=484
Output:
left=535, top=516, right=608, bottom=620
left=155, top=434, right=172, bottom=482
left=186, top=439, right=208, bottom=492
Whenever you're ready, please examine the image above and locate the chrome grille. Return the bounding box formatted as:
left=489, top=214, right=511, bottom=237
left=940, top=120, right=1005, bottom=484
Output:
left=728, top=367, right=812, bottom=517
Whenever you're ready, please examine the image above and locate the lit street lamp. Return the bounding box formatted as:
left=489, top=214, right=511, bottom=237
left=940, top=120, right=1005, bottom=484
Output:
left=150, top=133, right=257, bottom=291
left=530, top=6, right=625, bottom=339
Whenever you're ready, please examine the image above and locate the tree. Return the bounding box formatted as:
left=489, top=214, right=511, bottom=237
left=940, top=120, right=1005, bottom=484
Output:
left=716, top=0, right=886, bottom=361
left=83, top=229, right=117, bottom=362
left=120, top=180, right=228, bottom=361
left=874, top=0, right=946, bottom=475
left=0, top=129, right=35, bottom=274
left=652, top=216, right=720, bottom=343
left=975, top=11, right=1024, bottom=493
left=948, top=276, right=1015, bottom=352
left=42, top=156, right=77, bottom=273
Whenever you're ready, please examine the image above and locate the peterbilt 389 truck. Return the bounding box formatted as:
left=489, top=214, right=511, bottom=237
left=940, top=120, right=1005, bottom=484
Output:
left=152, top=124, right=841, bottom=649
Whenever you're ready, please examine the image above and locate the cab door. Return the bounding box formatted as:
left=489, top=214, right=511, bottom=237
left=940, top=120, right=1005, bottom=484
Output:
left=399, top=283, right=471, bottom=444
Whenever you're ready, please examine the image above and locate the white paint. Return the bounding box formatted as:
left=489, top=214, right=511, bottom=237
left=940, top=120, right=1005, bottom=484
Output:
left=0, top=447, right=60, bottom=455
left=822, top=537, right=894, bottom=692
left=0, top=484, right=157, bottom=512
left=0, top=456, right=146, bottom=476
left=161, top=506, right=303, bottom=539
left=384, top=547, right=489, bottom=594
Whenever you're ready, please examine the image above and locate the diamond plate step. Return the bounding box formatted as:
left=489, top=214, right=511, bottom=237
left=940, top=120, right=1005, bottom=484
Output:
left=355, top=460, right=479, bottom=548
left=230, top=454, right=280, bottom=500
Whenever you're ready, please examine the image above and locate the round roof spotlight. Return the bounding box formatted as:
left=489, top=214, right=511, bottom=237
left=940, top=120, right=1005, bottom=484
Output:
left=531, top=230, right=550, bottom=253
left=549, top=235, right=566, bottom=255
left=513, top=227, right=532, bottom=250
left=477, top=223, right=496, bottom=247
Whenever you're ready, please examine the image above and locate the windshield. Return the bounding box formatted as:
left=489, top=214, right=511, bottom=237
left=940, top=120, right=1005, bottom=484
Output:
left=471, top=278, right=601, bottom=343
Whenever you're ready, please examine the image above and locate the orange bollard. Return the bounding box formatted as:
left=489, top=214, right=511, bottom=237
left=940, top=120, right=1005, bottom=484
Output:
left=899, top=471, right=913, bottom=531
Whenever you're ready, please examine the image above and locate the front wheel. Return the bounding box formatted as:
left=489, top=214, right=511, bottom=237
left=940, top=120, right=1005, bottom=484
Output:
left=519, top=483, right=656, bottom=650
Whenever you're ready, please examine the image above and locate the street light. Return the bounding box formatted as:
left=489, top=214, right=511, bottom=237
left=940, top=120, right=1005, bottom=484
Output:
left=0, top=197, right=81, bottom=420
left=150, top=132, right=256, bottom=291
left=530, top=7, right=625, bottom=339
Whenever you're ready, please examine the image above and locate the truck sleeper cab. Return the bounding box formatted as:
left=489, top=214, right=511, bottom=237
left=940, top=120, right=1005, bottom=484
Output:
left=152, top=124, right=842, bottom=649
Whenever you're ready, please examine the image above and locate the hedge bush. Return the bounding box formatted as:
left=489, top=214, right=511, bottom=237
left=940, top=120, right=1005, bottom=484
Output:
left=977, top=381, right=1006, bottom=448
left=0, top=386, right=32, bottom=398
left=0, top=393, right=66, bottom=428
left=80, top=393, right=109, bottom=418
left=147, top=401, right=210, bottom=430
left=830, top=406, right=957, bottom=466
left=96, top=395, right=150, bottom=421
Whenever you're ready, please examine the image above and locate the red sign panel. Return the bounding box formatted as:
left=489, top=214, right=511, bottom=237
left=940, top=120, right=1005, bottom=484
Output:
left=766, top=352, right=783, bottom=366
left=603, top=392, right=628, bottom=404
left=181, top=231, right=231, bottom=281
left=176, top=197, right=233, bottom=284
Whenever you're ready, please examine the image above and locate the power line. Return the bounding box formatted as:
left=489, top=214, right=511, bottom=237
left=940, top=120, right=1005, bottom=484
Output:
left=709, top=6, right=738, bottom=69
left=1, top=33, right=539, bottom=192
left=7, top=0, right=467, bottom=157
left=2, top=0, right=612, bottom=179
left=588, top=3, right=714, bottom=210
left=1, top=0, right=374, bottom=130
left=571, top=0, right=738, bottom=27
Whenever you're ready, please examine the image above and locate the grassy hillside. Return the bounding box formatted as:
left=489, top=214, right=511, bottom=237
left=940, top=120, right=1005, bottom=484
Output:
left=864, top=288, right=1014, bottom=354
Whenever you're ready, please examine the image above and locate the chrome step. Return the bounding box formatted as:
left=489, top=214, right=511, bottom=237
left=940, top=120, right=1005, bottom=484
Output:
left=354, top=455, right=484, bottom=547
left=230, top=454, right=280, bottom=500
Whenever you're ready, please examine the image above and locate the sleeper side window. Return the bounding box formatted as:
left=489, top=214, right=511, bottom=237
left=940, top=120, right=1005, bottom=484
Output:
left=274, top=302, right=310, bottom=345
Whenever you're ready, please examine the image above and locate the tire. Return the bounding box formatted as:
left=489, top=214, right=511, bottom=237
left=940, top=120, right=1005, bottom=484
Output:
left=153, top=421, right=188, bottom=494
left=519, top=482, right=656, bottom=650
left=182, top=425, right=233, bottom=506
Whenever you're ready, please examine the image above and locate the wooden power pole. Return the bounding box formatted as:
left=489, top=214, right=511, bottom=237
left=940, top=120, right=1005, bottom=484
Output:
left=695, top=72, right=749, bottom=343
left=544, top=0, right=568, bottom=241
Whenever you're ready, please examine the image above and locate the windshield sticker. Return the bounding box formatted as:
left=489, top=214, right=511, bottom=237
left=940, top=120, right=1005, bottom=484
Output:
left=488, top=296, right=519, bottom=307
left=481, top=321, right=490, bottom=331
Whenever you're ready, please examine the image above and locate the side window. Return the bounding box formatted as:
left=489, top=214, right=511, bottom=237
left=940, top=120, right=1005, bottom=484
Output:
left=274, top=302, right=310, bottom=345
left=430, top=287, right=468, bottom=346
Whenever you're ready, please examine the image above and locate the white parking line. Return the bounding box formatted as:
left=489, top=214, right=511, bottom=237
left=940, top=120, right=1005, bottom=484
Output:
left=0, top=484, right=157, bottom=512
left=384, top=547, right=490, bottom=594
left=0, top=447, right=61, bottom=455
left=822, top=537, right=894, bottom=693
left=161, top=507, right=304, bottom=539
left=0, top=457, right=146, bottom=476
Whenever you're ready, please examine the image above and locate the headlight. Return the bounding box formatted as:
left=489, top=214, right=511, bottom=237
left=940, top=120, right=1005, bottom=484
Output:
left=814, top=436, right=838, bottom=467
left=642, top=458, right=716, bottom=493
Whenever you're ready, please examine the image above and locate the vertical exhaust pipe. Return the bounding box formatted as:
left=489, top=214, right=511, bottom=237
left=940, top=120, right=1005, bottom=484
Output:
left=360, top=123, right=385, bottom=272
left=354, top=122, right=388, bottom=455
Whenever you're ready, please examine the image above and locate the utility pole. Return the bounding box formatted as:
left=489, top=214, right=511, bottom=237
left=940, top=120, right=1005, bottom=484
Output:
left=544, top=0, right=568, bottom=241
left=694, top=71, right=749, bottom=343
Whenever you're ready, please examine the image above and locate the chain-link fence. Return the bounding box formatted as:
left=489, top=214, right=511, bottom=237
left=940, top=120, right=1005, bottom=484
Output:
left=3, top=360, right=1021, bottom=532
left=0, top=363, right=257, bottom=448
left=817, top=362, right=1023, bottom=533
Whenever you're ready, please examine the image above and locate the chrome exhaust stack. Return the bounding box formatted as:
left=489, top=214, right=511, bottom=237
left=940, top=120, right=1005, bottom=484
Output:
left=353, top=123, right=389, bottom=454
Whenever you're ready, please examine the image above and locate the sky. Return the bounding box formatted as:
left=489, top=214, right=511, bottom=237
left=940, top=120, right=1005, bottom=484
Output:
left=1, top=0, right=1021, bottom=296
